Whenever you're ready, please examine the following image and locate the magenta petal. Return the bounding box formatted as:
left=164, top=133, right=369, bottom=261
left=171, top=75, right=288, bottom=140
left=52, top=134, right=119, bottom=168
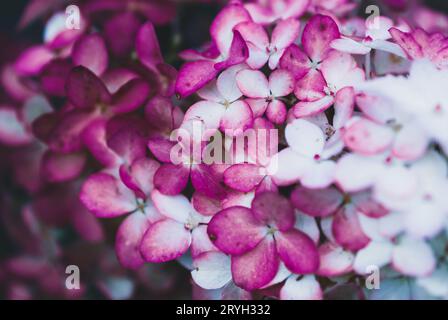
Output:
left=266, top=100, right=287, bottom=125
left=147, top=136, right=177, bottom=163
left=302, top=14, right=340, bottom=62
left=14, top=45, right=54, bottom=76
left=192, top=192, right=223, bottom=216
left=332, top=205, right=370, bottom=252
left=136, top=21, right=163, bottom=70
left=191, top=164, right=227, bottom=200
left=214, top=31, right=249, bottom=70
left=251, top=192, right=295, bottom=232
left=115, top=212, right=151, bottom=270
left=231, top=237, right=279, bottom=291
left=292, top=96, right=334, bottom=118
left=207, top=206, right=266, bottom=255
left=79, top=172, right=135, bottom=218
left=40, top=59, right=72, bottom=97
left=72, top=34, right=108, bottom=76
left=317, top=242, right=354, bottom=277
left=294, top=69, right=326, bottom=101
left=279, top=44, right=311, bottom=80
left=291, top=186, right=344, bottom=217
left=224, top=163, right=264, bottom=192
left=154, top=164, right=190, bottom=195
left=140, top=219, right=191, bottom=263
left=175, top=60, right=219, bottom=98
left=145, top=96, right=183, bottom=132
left=65, top=66, right=111, bottom=109
left=275, top=229, right=320, bottom=274
left=110, top=79, right=150, bottom=114
left=41, top=151, right=86, bottom=183
left=105, top=12, right=141, bottom=58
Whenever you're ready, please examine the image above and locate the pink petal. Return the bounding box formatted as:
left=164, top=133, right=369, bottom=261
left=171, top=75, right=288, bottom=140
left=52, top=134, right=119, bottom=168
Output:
left=151, top=189, right=191, bottom=223
left=192, top=192, right=222, bottom=216
left=207, top=206, right=267, bottom=255
left=291, top=186, right=343, bottom=217
left=389, top=28, right=423, bottom=59
left=220, top=100, right=253, bottom=134
left=293, top=96, right=335, bottom=118
left=145, top=96, right=183, bottom=132
left=245, top=98, right=268, bottom=118
left=276, top=229, right=320, bottom=274
left=331, top=38, right=371, bottom=55
left=191, top=164, right=227, bottom=200
left=234, top=21, right=269, bottom=50
left=279, top=44, right=310, bottom=80
left=269, top=69, right=295, bottom=97
left=236, top=69, right=270, bottom=98
left=352, top=192, right=389, bottom=218
left=72, top=34, right=108, bottom=76
left=266, top=100, right=287, bottom=125
left=140, top=219, right=192, bottom=263
left=293, top=69, right=327, bottom=101
left=119, top=158, right=159, bottom=198
left=136, top=22, right=163, bottom=70
left=272, top=18, right=301, bottom=50
left=41, top=59, right=72, bottom=97
left=343, top=118, right=394, bottom=155
left=231, top=237, right=279, bottom=291
left=115, top=212, right=151, bottom=269
left=192, top=251, right=232, bottom=290
left=332, top=205, right=370, bottom=252
left=302, top=14, right=340, bottom=62
left=317, top=242, right=354, bottom=276
left=224, top=163, right=264, bottom=192
left=14, top=45, right=54, bottom=76
left=41, top=151, right=86, bottom=183
left=82, top=119, right=120, bottom=167
left=280, top=275, right=323, bottom=300
left=175, top=60, right=219, bottom=98
left=147, top=137, right=177, bottom=163
left=333, top=87, right=355, bottom=129
left=210, top=2, right=252, bottom=56
left=213, top=31, right=249, bottom=70
left=79, top=172, right=135, bottom=218
left=104, top=12, right=141, bottom=58
left=251, top=192, right=295, bottom=232
left=392, top=125, right=429, bottom=160
left=66, top=66, right=111, bottom=109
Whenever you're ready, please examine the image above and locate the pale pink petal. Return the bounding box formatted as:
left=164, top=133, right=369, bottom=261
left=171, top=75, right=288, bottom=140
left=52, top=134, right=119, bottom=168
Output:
left=321, top=50, right=365, bottom=91
left=245, top=42, right=270, bottom=69
left=302, top=14, right=340, bottom=62
left=285, top=119, right=325, bottom=157
left=353, top=241, right=393, bottom=275
left=317, top=242, right=354, bottom=277
left=294, top=213, right=320, bottom=245
left=268, top=148, right=309, bottom=186
left=269, top=69, right=295, bottom=97
left=291, top=186, right=343, bottom=217
left=333, top=87, right=355, bottom=129
left=191, top=225, right=218, bottom=258
left=235, top=21, right=269, bottom=51
left=343, top=118, right=394, bottom=155
left=140, top=219, right=191, bottom=263
left=292, top=96, right=335, bottom=118
left=300, top=160, right=336, bottom=189
left=115, top=212, right=151, bottom=269
left=119, top=158, right=159, bottom=197
left=335, top=154, right=382, bottom=192
left=271, top=18, right=301, bottom=50
left=231, top=237, right=279, bottom=291
left=183, top=101, right=225, bottom=130
left=251, top=192, right=295, bottom=232
left=192, top=252, right=232, bottom=290
left=236, top=69, right=270, bottom=98
left=151, top=189, right=191, bottom=223
left=245, top=98, right=268, bottom=118
left=220, top=100, right=253, bottom=134
left=207, top=206, right=267, bottom=255
left=280, top=275, right=323, bottom=300
left=392, top=125, right=429, bottom=160
left=332, top=205, right=370, bottom=252
left=276, top=229, right=319, bottom=274
left=79, top=173, right=135, bottom=218
left=331, top=38, right=371, bottom=55
left=217, top=64, right=245, bottom=102
left=392, top=238, right=436, bottom=277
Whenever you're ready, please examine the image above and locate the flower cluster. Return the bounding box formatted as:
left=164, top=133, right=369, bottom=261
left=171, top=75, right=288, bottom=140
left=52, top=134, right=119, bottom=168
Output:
left=1, top=0, right=448, bottom=300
